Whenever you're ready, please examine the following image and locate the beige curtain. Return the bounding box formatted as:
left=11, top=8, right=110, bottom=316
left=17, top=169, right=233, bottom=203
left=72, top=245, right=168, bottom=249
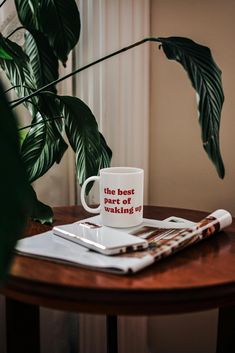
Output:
left=75, top=0, right=150, bottom=206
left=74, top=1, right=150, bottom=352
left=34, top=57, right=76, bottom=207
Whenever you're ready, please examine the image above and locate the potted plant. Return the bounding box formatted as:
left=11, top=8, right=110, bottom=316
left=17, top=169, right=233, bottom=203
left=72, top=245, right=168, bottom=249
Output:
left=0, top=0, right=225, bottom=279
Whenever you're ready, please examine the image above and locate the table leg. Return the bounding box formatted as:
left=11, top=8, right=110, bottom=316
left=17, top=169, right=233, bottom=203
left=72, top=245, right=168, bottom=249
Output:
left=216, top=306, right=235, bottom=353
left=106, top=315, right=118, bottom=353
left=5, top=298, right=40, bottom=353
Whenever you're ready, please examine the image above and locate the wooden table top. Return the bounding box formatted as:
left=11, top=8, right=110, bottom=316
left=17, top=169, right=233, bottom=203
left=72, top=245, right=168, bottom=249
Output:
left=2, top=206, right=235, bottom=315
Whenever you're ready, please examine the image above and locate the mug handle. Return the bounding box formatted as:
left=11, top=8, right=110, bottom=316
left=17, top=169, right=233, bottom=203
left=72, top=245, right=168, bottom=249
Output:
left=80, top=176, right=101, bottom=213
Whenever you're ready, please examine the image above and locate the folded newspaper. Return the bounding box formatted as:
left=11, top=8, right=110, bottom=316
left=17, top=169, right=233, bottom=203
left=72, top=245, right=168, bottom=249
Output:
left=15, top=209, right=232, bottom=274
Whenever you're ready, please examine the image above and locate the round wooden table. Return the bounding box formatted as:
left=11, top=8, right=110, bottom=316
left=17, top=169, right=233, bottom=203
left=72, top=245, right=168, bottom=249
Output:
left=2, top=206, right=235, bottom=353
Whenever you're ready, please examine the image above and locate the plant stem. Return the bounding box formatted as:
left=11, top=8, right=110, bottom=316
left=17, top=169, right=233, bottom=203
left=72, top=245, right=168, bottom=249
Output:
left=3, top=85, right=36, bottom=101
left=6, top=26, right=25, bottom=39
left=11, top=37, right=160, bottom=109
left=18, top=116, right=63, bottom=131
left=0, top=0, right=7, bottom=8
left=1, top=85, right=21, bottom=96
left=9, top=97, right=24, bottom=104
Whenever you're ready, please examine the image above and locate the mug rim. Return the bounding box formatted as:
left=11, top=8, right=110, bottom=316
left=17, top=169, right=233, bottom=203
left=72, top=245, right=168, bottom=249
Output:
left=100, top=167, right=143, bottom=174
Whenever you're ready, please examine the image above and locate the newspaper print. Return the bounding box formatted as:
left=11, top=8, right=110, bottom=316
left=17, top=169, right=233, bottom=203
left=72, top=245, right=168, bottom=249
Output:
left=119, top=210, right=229, bottom=260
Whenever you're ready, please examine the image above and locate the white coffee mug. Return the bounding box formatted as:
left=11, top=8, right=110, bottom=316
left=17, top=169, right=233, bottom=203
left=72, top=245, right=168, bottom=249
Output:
left=80, top=167, right=144, bottom=227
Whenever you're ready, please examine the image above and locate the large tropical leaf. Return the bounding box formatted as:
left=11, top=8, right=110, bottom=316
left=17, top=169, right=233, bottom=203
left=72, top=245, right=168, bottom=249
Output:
left=0, top=34, right=26, bottom=61
left=38, top=0, right=81, bottom=65
left=59, top=96, right=112, bottom=192
left=0, top=35, right=28, bottom=73
left=24, top=30, right=59, bottom=92
left=18, top=128, right=28, bottom=146
left=99, top=133, right=112, bottom=169
left=14, top=0, right=40, bottom=31
left=37, top=92, right=64, bottom=132
left=0, top=34, right=13, bottom=60
left=0, top=36, right=38, bottom=114
left=20, top=112, right=45, bottom=178
left=28, top=187, right=53, bottom=224
left=158, top=37, right=225, bottom=178
left=0, top=48, right=12, bottom=60
left=0, top=80, right=30, bottom=280
left=21, top=111, right=68, bottom=183
left=15, top=0, right=80, bottom=65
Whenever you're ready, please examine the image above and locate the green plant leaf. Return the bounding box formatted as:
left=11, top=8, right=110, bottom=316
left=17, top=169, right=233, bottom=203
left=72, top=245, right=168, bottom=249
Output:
left=21, top=111, right=68, bottom=183
left=24, top=30, right=59, bottom=92
left=59, top=96, right=112, bottom=193
left=15, top=0, right=80, bottom=65
left=14, top=0, right=40, bottom=30
left=0, top=80, right=30, bottom=280
left=0, top=35, right=38, bottom=115
left=38, top=0, right=81, bottom=65
left=158, top=37, right=225, bottom=178
left=37, top=92, right=64, bottom=132
left=0, top=33, right=22, bottom=60
left=18, top=128, right=28, bottom=146
left=28, top=187, right=53, bottom=224
left=0, top=35, right=28, bottom=68
left=0, top=38, right=13, bottom=60
left=99, top=133, right=112, bottom=169
left=0, top=48, right=12, bottom=60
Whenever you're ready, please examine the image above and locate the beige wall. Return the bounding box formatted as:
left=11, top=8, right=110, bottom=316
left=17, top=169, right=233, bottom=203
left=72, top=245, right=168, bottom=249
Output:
left=149, top=2, right=235, bottom=353
left=149, top=0, right=235, bottom=215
